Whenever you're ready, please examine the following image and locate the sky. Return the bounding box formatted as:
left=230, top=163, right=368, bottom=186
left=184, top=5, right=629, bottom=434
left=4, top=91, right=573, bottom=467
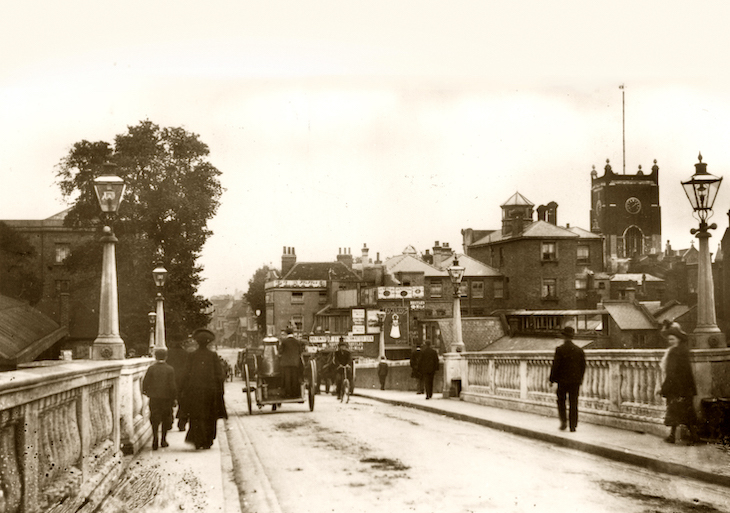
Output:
left=3, top=1, right=730, bottom=298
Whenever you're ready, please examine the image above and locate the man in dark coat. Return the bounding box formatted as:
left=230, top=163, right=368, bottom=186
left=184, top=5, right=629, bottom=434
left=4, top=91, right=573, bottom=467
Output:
left=279, top=327, right=303, bottom=397
left=333, top=338, right=353, bottom=399
left=377, top=356, right=389, bottom=390
left=142, top=348, right=177, bottom=450
left=166, top=337, right=190, bottom=430
left=410, top=345, right=424, bottom=394
left=418, top=342, right=440, bottom=399
left=549, top=326, right=586, bottom=432
left=180, top=328, right=227, bottom=450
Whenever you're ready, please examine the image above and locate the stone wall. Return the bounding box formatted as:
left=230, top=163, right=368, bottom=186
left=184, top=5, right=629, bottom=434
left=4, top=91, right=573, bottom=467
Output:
left=355, top=359, right=443, bottom=392
left=0, top=358, right=153, bottom=512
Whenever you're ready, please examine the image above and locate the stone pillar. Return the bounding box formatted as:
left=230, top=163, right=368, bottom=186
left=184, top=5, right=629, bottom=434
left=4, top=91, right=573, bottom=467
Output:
left=694, top=229, right=726, bottom=348
left=92, top=228, right=125, bottom=360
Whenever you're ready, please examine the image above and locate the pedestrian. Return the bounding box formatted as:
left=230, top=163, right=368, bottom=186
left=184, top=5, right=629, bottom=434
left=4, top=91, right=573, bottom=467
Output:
left=279, top=327, right=303, bottom=398
left=142, top=348, right=177, bottom=450
left=659, top=321, right=698, bottom=444
left=418, top=342, right=440, bottom=399
left=410, top=345, right=424, bottom=394
left=180, top=328, right=228, bottom=450
left=166, top=337, right=190, bottom=431
left=549, top=326, right=586, bottom=432
left=377, top=356, right=389, bottom=390
left=333, top=338, right=353, bottom=399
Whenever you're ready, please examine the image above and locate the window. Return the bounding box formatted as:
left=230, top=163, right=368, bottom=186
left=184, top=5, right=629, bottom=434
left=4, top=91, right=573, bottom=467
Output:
left=291, top=315, right=303, bottom=331
left=319, top=292, right=328, bottom=304
left=577, top=245, right=590, bottom=263
left=494, top=279, right=504, bottom=299
left=55, top=243, right=71, bottom=264
left=472, top=281, right=484, bottom=299
left=430, top=280, right=442, bottom=298
left=575, top=278, right=587, bottom=300
left=541, top=242, right=557, bottom=261
left=459, top=282, right=468, bottom=298
left=542, top=278, right=558, bottom=299
left=291, top=292, right=304, bottom=304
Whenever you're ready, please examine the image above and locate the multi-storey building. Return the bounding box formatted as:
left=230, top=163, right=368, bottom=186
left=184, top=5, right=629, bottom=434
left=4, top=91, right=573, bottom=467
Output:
left=462, top=192, right=604, bottom=310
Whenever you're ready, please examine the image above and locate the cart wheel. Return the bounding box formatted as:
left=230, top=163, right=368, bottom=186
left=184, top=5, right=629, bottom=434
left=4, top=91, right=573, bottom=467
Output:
left=308, top=360, right=316, bottom=411
left=244, top=364, right=253, bottom=415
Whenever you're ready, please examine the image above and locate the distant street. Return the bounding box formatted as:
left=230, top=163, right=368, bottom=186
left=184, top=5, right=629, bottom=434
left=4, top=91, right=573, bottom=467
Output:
left=221, top=374, right=730, bottom=513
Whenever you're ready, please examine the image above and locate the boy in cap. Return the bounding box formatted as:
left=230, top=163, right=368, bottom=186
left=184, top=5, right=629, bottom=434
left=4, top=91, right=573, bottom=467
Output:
left=142, top=348, right=177, bottom=450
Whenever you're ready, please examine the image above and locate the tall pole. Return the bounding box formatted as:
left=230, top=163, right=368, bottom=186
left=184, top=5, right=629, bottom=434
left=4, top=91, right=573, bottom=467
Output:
left=155, top=292, right=166, bottom=349
left=92, top=226, right=126, bottom=359
left=452, top=294, right=465, bottom=353
left=693, top=223, right=724, bottom=348
left=620, top=84, right=625, bottom=174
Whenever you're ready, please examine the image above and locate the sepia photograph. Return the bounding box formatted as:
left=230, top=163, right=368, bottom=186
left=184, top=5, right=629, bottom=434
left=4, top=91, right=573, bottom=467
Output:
left=2, top=1, right=730, bottom=511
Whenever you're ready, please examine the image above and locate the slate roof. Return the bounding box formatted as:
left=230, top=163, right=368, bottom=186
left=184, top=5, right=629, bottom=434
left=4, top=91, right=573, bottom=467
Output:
left=602, top=301, right=657, bottom=330
left=470, top=220, right=597, bottom=246
left=283, top=262, right=362, bottom=281
left=436, top=253, right=502, bottom=277
left=480, top=335, right=593, bottom=352
left=435, top=318, right=507, bottom=352
left=0, top=295, right=67, bottom=365
left=501, top=191, right=534, bottom=207
left=610, top=273, right=664, bottom=284
left=384, top=254, right=447, bottom=277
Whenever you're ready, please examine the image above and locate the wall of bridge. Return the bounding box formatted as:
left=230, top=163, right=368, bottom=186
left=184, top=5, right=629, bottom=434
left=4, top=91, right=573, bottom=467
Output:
left=444, top=349, right=730, bottom=437
left=354, top=359, right=443, bottom=392
left=0, top=358, right=153, bottom=513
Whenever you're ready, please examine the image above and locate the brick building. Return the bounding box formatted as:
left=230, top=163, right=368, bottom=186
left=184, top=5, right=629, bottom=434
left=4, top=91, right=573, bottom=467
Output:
left=462, top=192, right=604, bottom=310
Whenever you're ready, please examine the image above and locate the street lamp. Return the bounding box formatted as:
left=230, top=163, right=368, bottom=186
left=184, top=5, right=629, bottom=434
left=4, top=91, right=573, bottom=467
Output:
left=91, top=163, right=127, bottom=359
left=376, top=310, right=387, bottom=359
left=152, top=262, right=168, bottom=349
left=681, top=153, right=726, bottom=348
left=148, top=311, right=157, bottom=356
left=447, top=257, right=466, bottom=353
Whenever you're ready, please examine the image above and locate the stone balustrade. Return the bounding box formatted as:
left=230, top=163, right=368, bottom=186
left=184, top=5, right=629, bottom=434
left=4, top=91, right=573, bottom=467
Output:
left=0, top=358, right=153, bottom=513
left=445, top=349, right=730, bottom=436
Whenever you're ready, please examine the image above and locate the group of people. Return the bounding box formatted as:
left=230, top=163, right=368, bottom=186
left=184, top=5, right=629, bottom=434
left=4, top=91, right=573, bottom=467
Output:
left=409, top=342, right=440, bottom=399
left=548, top=321, right=698, bottom=443
left=142, top=328, right=228, bottom=451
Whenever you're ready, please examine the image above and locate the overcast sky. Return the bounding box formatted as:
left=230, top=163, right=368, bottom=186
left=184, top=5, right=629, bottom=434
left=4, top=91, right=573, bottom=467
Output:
left=3, top=1, right=730, bottom=297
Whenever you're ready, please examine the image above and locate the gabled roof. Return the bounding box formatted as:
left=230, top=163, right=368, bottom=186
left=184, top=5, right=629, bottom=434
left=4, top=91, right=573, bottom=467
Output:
left=0, top=295, right=67, bottom=366
left=470, top=220, right=596, bottom=246
left=602, top=301, right=657, bottom=331
left=283, top=261, right=362, bottom=281
left=501, top=192, right=534, bottom=207
left=436, top=253, right=502, bottom=277
left=384, top=253, right=447, bottom=277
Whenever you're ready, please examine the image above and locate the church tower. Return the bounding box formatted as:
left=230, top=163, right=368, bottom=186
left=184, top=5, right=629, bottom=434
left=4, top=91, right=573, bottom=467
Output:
left=590, top=159, right=662, bottom=272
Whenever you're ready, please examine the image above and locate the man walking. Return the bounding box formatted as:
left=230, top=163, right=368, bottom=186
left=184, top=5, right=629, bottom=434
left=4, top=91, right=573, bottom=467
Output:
left=142, top=348, right=177, bottom=450
left=410, top=345, right=424, bottom=394
left=549, top=326, right=586, bottom=432
left=418, top=341, right=440, bottom=399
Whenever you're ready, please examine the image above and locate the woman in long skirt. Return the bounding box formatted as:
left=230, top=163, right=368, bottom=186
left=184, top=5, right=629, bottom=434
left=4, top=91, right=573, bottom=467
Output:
left=659, top=322, right=698, bottom=444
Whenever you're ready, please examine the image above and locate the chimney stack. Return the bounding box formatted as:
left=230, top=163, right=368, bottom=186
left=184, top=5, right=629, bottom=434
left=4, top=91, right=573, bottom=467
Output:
left=337, top=247, right=353, bottom=269
left=282, top=246, right=296, bottom=277
left=361, top=243, right=370, bottom=268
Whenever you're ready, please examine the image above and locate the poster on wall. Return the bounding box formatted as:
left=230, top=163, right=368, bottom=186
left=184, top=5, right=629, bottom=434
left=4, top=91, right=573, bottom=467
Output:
left=366, top=310, right=381, bottom=334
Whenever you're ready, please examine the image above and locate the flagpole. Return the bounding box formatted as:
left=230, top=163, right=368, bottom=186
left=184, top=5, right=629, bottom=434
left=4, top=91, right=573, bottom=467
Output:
left=620, top=84, right=625, bottom=174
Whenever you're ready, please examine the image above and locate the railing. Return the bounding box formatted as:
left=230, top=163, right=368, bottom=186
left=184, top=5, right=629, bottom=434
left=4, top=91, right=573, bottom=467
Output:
left=450, top=349, right=730, bottom=436
left=0, top=358, right=153, bottom=513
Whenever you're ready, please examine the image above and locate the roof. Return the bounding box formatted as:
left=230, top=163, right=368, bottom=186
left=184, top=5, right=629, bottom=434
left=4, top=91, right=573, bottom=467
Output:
left=384, top=254, right=447, bottom=277
left=0, top=295, right=68, bottom=365
left=470, top=220, right=598, bottom=246
left=436, top=253, right=502, bottom=277
left=610, top=273, right=664, bottom=284
left=480, top=335, right=593, bottom=352
left=284, top=261, right=362, bottom=281
left=434, top=317, right=507, bottom=352
left=654, top=303, right=693, bottom=325
left=502, top=309, right=604, bottom=316
left=501, top=192, right=534, bottom=207
left=602, top=301, right=657, bottom=331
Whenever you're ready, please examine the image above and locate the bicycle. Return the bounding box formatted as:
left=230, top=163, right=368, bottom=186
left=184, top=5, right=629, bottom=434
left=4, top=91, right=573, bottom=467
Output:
left=337, top=364, right=352, bottom=403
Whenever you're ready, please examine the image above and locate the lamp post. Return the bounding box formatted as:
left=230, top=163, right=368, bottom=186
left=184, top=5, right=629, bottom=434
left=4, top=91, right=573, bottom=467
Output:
left=447, top=257, right=466, bottom=353
left=681, top=153, right=726, bottom=348
left=148, top=311, right=157, bottom=356
left=152, top=262, right=168, bottom=349
left=376, top=310, right=387, bottom=359
left=91, top=163, right=127, bottom=359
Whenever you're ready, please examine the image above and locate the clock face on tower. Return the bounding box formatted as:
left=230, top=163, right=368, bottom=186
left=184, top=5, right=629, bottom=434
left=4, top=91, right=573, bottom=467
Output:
left=625, top=197, right=642, bottom=214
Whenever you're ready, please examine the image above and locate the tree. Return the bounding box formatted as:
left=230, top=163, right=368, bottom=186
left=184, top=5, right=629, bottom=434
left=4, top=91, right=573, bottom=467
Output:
left=56, top=121, right=223, bottom=352
left=244, top=265, right=273, bottom=335
left=0, top=222, right=42, bottom=305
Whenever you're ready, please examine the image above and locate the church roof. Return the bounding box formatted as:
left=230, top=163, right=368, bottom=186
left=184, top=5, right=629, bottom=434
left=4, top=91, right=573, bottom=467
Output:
left=501, top=191, right=534, bottom=207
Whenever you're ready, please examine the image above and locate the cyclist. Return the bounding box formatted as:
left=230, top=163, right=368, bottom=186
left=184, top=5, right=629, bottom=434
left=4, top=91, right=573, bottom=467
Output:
left=333, top=337, right=353, bottom=399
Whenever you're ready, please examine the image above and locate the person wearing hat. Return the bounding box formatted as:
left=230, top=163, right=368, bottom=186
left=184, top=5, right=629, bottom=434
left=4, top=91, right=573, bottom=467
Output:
left=549, top=326, right=586, bottom=432
left=179, top=328, right=228, bottom=449
left=659, top=320, right=698, bottom=444
left=279, top=327, right=303, bottom=398
left=333, top=337, right=353, bottom=399
left=377, top=356, right=389, bottom=390
left=418, top=341, right=440, bottom=399
left=142, top=348, right=177, bottom=450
